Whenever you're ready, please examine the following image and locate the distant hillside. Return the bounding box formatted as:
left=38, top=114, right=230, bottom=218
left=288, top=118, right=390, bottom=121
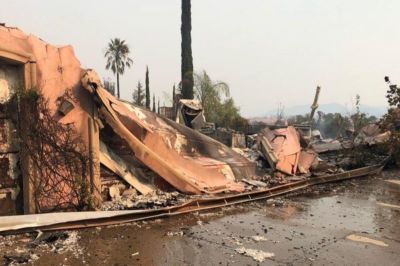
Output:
left=261, top=103, right=387, bottom=118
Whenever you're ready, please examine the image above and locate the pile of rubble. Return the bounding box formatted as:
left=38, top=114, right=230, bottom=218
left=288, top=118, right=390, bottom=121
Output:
left=102, top=188, right=188, bottom=211
left=233, top=122, right=390, bottom=184
left=1, top=231, right=82, bottom=265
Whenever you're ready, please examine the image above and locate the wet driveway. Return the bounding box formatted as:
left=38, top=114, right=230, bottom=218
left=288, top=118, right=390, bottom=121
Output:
left=1, top=170, right=400, bottom=265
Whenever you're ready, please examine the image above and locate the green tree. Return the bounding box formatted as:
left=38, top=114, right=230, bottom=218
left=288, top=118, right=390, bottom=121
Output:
left=194, top=70, right=229, bottom=122
left=103, top=78, right=115, bottom=96
left=152, top=94, right=156, bottom=112
left=350, top=94, right=373, bottom=136
left=133, top=81, right=144, bottom=106
left=217, top=98, right=248, bottom=129
left=145, top=66, right=150, bottom=109
left=104, top=38, right=133, bottom=98
left=181, top=0, right=194, bottom=99
left=194, top=70, right=247, bottom=129
left=316, top=113, right=353, bottom=139
left=287, top=114, right=310, bottom=126
left=172, top=84, right=176, bottom=111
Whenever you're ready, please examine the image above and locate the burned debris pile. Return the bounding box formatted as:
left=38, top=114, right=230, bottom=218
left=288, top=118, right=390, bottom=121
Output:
left=228, top=86, right=392, bottom=187
left=256, top=126, right=317, bottom=176
left=234, top=122, right=389, bottom=186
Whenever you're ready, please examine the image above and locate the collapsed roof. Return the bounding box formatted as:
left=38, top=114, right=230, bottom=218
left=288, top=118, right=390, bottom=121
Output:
left=81, top=70, right=255, bottom=194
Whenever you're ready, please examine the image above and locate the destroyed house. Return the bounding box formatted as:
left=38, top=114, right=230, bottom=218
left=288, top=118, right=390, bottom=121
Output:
left=0, top=25, right=256, bottom=215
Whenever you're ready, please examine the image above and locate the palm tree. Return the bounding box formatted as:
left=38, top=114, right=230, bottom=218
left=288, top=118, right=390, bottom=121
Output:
left=105, top=38, right=133, bottom=98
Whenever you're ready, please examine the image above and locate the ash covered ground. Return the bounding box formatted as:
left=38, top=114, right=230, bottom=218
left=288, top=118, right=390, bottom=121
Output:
left=1, top=170, right=400, bottom=266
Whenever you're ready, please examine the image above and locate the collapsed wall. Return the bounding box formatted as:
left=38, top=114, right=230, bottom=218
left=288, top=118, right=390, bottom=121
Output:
left=0, top=25, right=97, bottom=214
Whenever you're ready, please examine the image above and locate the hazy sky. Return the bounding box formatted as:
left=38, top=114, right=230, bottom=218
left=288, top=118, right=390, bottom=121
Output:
left=2, top=0, right=400, bottom=117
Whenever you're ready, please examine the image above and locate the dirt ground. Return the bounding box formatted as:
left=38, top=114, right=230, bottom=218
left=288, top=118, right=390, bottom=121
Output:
left=1, top=170, right=400, bottom=266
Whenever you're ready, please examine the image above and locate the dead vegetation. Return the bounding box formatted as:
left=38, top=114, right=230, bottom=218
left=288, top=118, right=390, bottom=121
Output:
left=13, top=89, right=91, bottom=212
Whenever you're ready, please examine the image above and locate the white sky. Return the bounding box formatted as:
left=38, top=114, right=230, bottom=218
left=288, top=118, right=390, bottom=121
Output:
left=2, top=0, right=400, bottom=117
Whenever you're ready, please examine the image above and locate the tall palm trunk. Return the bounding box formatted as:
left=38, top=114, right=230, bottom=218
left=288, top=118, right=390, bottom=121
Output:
left=181, top=0, right=194, bottom=99
left=116, top=72, right=120, bottom=98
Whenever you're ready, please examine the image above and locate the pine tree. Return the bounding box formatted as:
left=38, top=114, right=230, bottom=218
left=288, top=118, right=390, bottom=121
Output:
left=181, top=0, right=194, bottom=99
left=103, top=78, right=116, bottom=96
left=152, top=94, right=156, bottom=112
left=145, top=66, right=150, bottom=109
left=172, top=84, right=176, bottom=110
left=133, top=81, right=144, bottom=106
left=157, top=98, right=160, bottom=114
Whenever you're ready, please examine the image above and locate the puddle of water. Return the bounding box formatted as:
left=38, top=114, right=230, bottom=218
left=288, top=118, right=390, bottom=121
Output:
left=4, top=172, right=400, bottom=266
left=290, top=176, right=400, bottom=236
left=265, top=203, right=302, bottom=220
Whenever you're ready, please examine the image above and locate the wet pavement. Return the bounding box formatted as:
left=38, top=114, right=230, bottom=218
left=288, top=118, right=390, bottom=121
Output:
left=1, top=170, right=400, bottom=265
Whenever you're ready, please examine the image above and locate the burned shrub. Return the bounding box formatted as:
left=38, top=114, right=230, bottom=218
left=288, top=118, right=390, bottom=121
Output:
left=14, top=89, right=91, bottom=212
